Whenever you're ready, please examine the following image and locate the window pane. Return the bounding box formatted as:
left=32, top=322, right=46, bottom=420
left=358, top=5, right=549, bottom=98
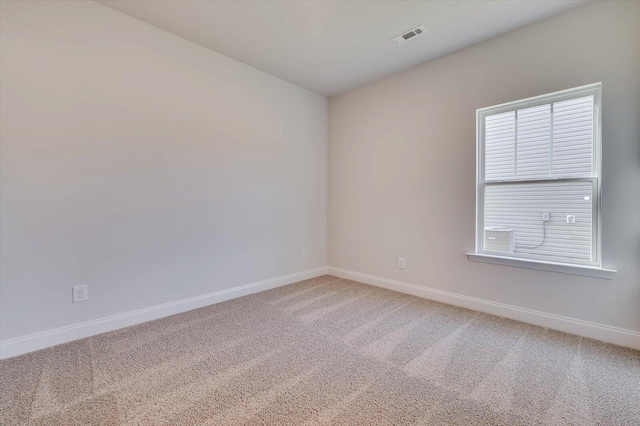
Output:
left=484, top=111, right=515, bottom=181
left=484, top=181, right=592, bottom=261
left=552, top=95, right=593, bottom=177
left=517, top=104, right=550, bottom=179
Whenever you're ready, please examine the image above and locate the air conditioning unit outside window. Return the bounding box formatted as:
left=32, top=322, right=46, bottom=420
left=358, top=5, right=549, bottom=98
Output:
left=484, top=227, right=515, bottom=253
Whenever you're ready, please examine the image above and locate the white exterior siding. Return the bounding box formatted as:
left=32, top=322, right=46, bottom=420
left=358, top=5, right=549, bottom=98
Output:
left=484, top=181, right=592, bottom=261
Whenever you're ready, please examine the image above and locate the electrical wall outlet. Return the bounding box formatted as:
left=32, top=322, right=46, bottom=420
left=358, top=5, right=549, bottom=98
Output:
left=566, top=215, right=576, bottom=224
left=397, top=257, right=406, bottom=269
left=302, top=250, right=308, bottom=260
left=72, top=285, right=88, bottom=303
left=542, top=212, right=550, bottom=222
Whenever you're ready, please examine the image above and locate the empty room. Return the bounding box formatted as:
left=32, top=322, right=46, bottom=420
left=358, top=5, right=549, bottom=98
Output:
left=1, top=0, right=639, bottom=424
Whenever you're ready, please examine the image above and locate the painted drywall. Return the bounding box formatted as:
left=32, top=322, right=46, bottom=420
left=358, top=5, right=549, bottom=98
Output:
left=0, top=0, right=327, bottom=341
left=329, top=1, right=640, bottom=333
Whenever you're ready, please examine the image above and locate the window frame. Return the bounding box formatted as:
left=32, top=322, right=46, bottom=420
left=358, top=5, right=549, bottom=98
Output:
left=471, top=83, right=612, bottom=275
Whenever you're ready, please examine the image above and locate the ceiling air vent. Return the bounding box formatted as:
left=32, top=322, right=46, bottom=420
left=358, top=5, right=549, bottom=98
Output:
left=392, top=25, right=427, bottom=45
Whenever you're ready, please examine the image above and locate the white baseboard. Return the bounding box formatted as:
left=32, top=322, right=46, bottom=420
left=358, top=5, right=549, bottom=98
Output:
left=0, top=267, right=328, bottom=359
left=328, top=266, right=640, bottom=350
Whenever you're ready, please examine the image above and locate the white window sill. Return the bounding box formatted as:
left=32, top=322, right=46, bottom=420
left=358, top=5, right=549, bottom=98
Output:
left=466, top=253, right=616, bottom=279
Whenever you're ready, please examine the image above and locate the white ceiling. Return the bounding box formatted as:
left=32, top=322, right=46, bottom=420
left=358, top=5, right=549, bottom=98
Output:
left=97, top=0, right=588, bottom=97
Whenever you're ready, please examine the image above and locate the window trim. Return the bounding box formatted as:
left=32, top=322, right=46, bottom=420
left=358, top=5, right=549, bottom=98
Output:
left=466, top=253, right=617, bottom=279
left=471, top=83, right=615, bottom=277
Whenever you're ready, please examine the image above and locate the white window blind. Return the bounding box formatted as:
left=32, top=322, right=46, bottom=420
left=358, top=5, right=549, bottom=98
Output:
left=476, top=83, right=602, bottom=267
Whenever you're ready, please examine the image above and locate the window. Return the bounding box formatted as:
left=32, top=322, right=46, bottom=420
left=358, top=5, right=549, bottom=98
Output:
left=469, top=83, right=614, bottom=277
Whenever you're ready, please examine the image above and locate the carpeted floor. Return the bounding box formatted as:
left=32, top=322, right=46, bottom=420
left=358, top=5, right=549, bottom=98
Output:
left=1, top=275, right=639, bottom=425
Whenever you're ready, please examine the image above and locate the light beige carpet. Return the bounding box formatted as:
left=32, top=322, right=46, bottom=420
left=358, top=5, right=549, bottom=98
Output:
left=1, top=275, right=639, bottom=425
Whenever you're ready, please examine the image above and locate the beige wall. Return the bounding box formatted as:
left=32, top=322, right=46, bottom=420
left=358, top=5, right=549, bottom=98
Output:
left=329, top=1, right=640, bottom=332
left=2, top=0, right=638, bottom=348
left=0, top=0, right=327, bottom=340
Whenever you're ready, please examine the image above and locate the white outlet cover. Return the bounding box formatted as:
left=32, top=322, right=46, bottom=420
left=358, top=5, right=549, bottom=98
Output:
left=73, top=285, right=88, bottom=303
left=302, top=250, right=308, bottom=260
left=397, top=257, right=406, bottom=269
